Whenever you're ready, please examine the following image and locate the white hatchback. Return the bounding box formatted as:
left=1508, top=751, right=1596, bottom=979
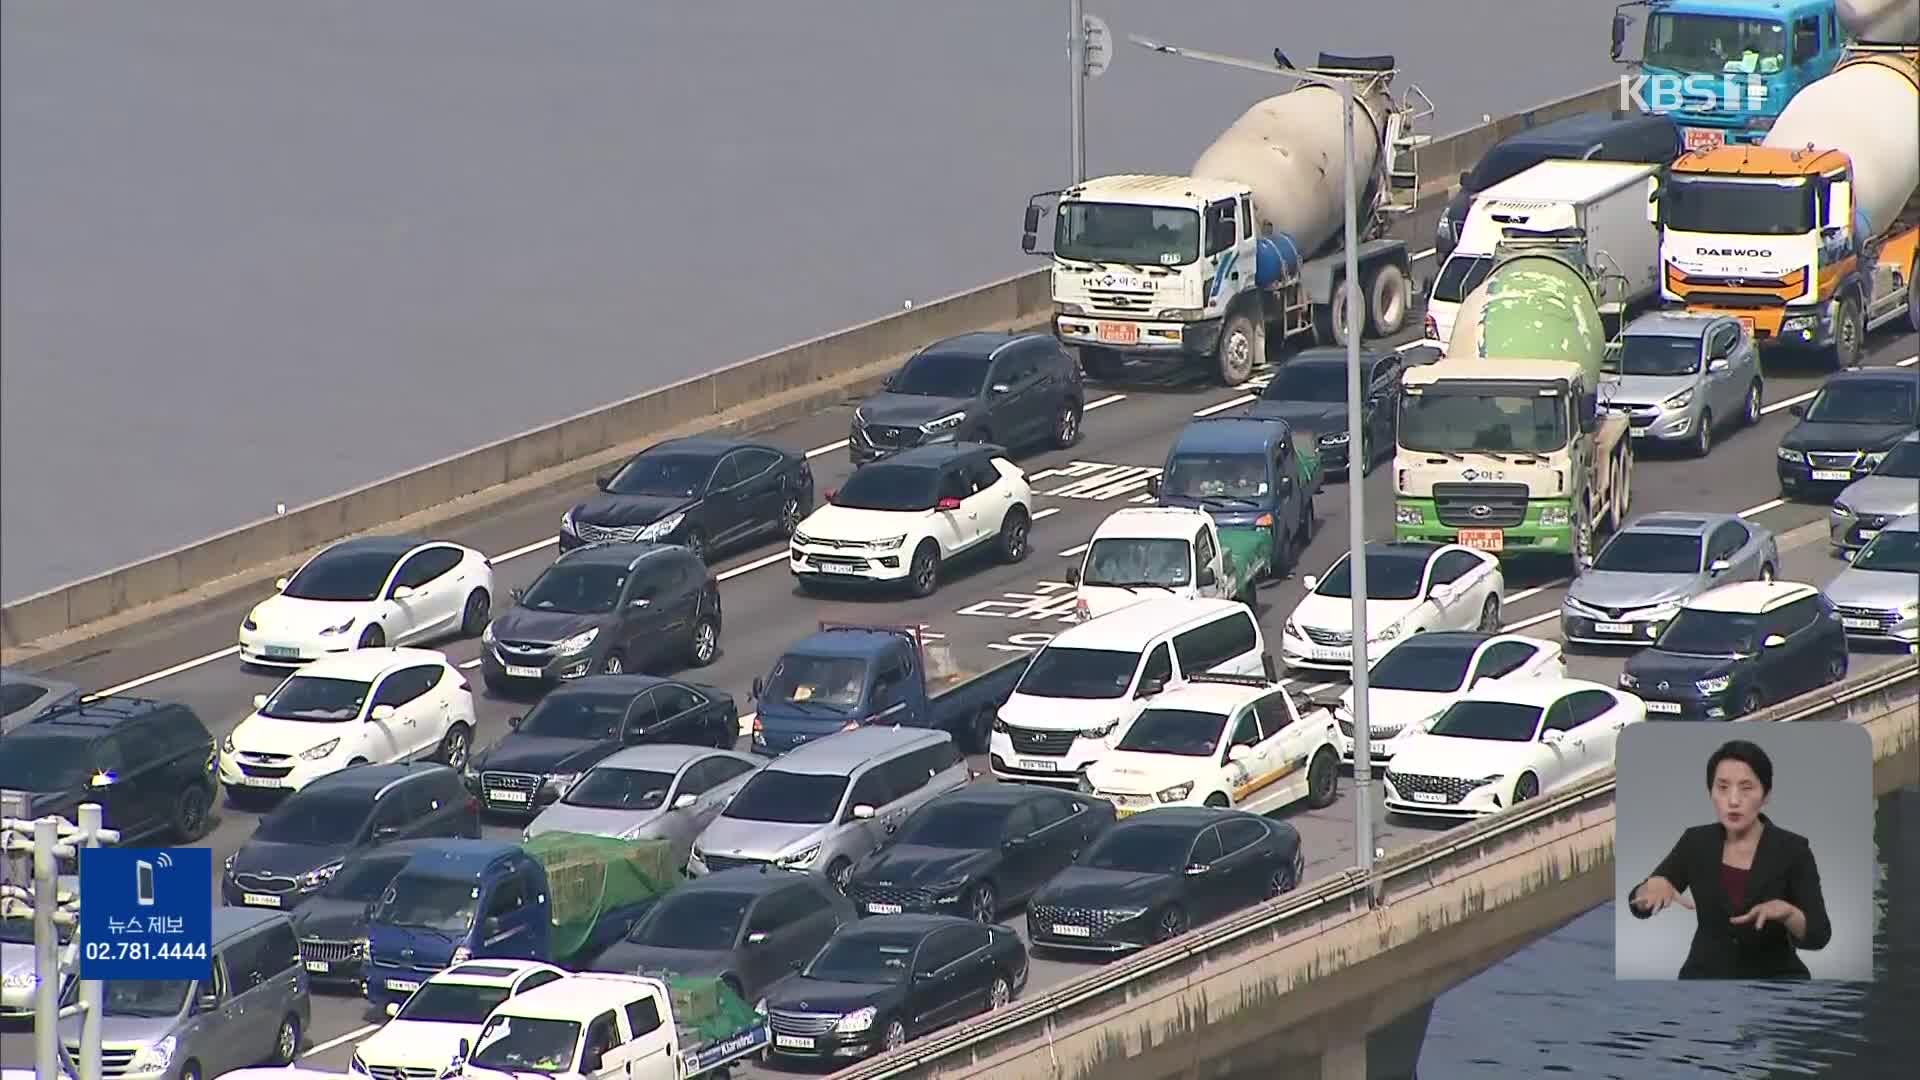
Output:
left=352, top=959, right=568, bottom=1080
left=1282, top=541, right=1504, bottom=673
left=240, top=536, right=494, bottom=667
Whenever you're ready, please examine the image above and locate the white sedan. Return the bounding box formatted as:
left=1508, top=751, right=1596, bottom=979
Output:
left=1324, top=631, right=1565, bottom=765
left=352, top=959, right=568, bottom=1080
left=220, top=648, right=477, bottom=802
left=1280, top=541, right=1505, bottom=673
left=239, top=536, right=494, bottom=667
left=1381, top=677, right=1644, bottom=820
left=789, top=443, right=1031, bottom=597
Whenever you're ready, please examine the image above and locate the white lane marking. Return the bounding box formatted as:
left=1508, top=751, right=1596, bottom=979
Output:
left=1195, top=394, right=1254, bottom=417
left=460, top=657, right=482, bottom=670
left=1032, top=507, right=1061, bottom=521
left=806, top=438, right=851, bottom=459
left=1503, top=584, right=1555, bottom=605
left=495, top=536, right=556, bottom=562
left=1899, top=356, right=1918, bottom=367
left=90, top=647, right=242, bottom=697
left=1084, top=393, right=1126, bottom=411
left=718, top=551, right=789, bottom=582
left=1737, top=498, right=1786, bottom=518
left=1501, top=610, right=1559, bottom=632
left=1760, top=389, right=1817, bottom=416
left=302, top=1023, right=378, bottom=1058
left=1058, top=542, right=1090, bottom=558
left=1412, top=248, right=1435, bottom=262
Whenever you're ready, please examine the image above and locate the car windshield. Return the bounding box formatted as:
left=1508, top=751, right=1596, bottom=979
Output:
left=1854, top=529, right=1920, bottom=573
left=1430, top=254, right=1494, bottom=304
left=607, top=451, right=719, bottom=498
left=321, top=852, right=411, bottom=901
left=1163, top=453, right=1270, bottom=501
left=1054, top=201, right=1200, bottom=267
left=562, top=767, right=677, bottom=811
left=1428, top=700, right=1544, bottom=742
left=259, top=676, right=371, bottom=722
left=0, top=732, right=94, bottom=791
left=1399, top=390, right=1571, bottom=454
left=519, top=563, right=626, bottom=615
left=1593, top=531, right=1703, bottom=575
left=1645, top=12, right=1785, bottom=74
left=1, top=916, right=73, bottom=945
left=283, top=550, right=402, bottom=602
left=1082, top=537, right=1192, bottom=588
left=396, top=981, right=514, bottom=1024
left=1114, top=709, right=1227, bottom=757
left=1655, top=608, right=1760, bottom=656
left=1084, top=824, right=1194, bottom=875
left=629, top=889, right=752, bottom=951
left=1263, top=363, right=1347, bottom=404
left=518, top=692, right=630, bottom=740
left=831, top=464, right=941, bottom=512
left=1368, top=642, right=1473, bottom=693
left=762, top=654, right=866, bottom=712
left=803, top=933, right=919, bottom=985
left=723, top=771, right=848, bottom=826
left=895, top=800, right=1013, bottom=848
left=253, top=791, right=369, bottom=846
left=1805, top=382, right=1918, bottom=425
left=1616, top=334, right=1702, bottom=376
left=1016, top=646, right=1139, bottom=700
left=890, top=351, right=991, bottom=399
left=1873, top=442, right=1920, bottom=479
left=100, top=980, right=191, bottom=1018
left=470, top=1015, right=579, bottom=1075
left=1316, top=551, right=1427, bottom=601
left=375, top=873, right=479, bottom=933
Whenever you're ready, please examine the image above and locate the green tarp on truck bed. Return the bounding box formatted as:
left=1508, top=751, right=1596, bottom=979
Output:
left=668, top=974, right=761, bottom=1046
left=519, top=831, right=679, bottom=963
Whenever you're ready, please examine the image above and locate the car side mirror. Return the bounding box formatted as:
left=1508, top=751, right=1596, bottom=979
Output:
left=274, top=577, right=290, bottom=592
left=1065, top=565, right=1080, bottom=586
left=382, top=1000, right=402, bottom=1019
left=1302, top=575, right=1319, bottom=592
left=595, top=470, right=615, bottom=492
left=630, top=597, right=651, bottom=608
left=1136, top=676, right=1166, bottom=698
left=1184, top=863, right=1211, bottom=876
left=937, top=497, right=964, bottom=511
left=1707, top=358, right=1729, bottom=373
left=990, top=383, right=1011, bottom=395
left=508, top=714, right=524, bottom=729
left=851, top=804, right=877, bottom=820
left=1003, top=834, right=1029, bottom=851
left=1788, top=404, right=1806, bottom=417
left=364, top=900, right=378, bottom=919
left=198, top=992, right=220, bottom=1013
left=914, top=968, right=937, bottom=982
left=751, top=676, right=765, bottom=699
left=373, top=825, right=402, bottom=842
left=509, top=586, right=525, bottom=603
left=484, top=916, right=501, bottom=936
left=1227, top=743, right=1252, bottom=763
left=88, top=771, right=115, bottom=788
left=1763, top=634, right=1788, bottom=648
left=253, top=693, right=269, bottom=710
left=1146, top=476, right=1162, bottom=497
left=746, top=931, right=769, bottom=945
left=1842, top=548, right=1856, bottom=562
left=1197, top=566, right=1217, bottom=588
left=672, top=793, right=697, bottom=810
left=391, top=585, right=415, bottom=600
left=370, top=704, right=397, bottom=722
left=1429, top=582, right=1453, bottom=601
left=1709, top=558, right=1732, bottom=574
left=789, top=959, right=806, bottom=972
left=1542, top=729, right=1565, bottom=745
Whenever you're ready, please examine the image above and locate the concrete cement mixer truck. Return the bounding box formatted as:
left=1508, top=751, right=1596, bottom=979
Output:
left=1393, top=247, right=1634, bottom=573
left=1654, top=38, right=1920, bottom=366
left=1021, top=49, right=1434, bottom=386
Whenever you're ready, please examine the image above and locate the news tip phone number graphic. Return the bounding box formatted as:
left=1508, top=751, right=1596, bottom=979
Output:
left=79, top=847, right=213, bottom=980
left=84, top=940, right=209, bottom=962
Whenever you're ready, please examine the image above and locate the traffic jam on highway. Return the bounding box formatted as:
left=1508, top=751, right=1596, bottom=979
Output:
left=5, top=22, right=1920, bottom=1080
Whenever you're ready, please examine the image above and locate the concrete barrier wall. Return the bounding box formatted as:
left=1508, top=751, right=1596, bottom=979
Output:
left=1, top=82, right=1619, bottom=651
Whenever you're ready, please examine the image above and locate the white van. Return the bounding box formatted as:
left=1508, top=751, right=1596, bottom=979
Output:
left=988, top=597, right=1273, bottom=786
left=1066, top=507, right=1251, bottom=622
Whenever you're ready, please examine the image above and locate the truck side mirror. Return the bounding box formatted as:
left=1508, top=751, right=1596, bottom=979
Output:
left=1021, top=232, right=1038, bottom=254
left=1610, top=14, right=1628, bottom=61
left=1065, top=565, right=1080, bottom=585
left=1197, top=566, right=1217, bottom=588
left=1023, top=204, right=1043, bottom=234
left=751, top=676, right=764, bottom=699
left=1646, top=176, right=1661, bottom=223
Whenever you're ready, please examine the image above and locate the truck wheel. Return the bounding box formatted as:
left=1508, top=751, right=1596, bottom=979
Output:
left=1907, top=258, right=1920, bottom=334
left=1828, top=296, right=1863, bottom=369
left=962, top=705, right=993, bottom=755
left=1218, top=313, right=1260, bottom=386
left=1572, top=500, right=1595, bottom=574
left=907, top=542, right=941, bottom=597
left=1268, top=524, right=1296, bottom=581
left=1312, top=288, right=1355, bottom=347
left=1081, top=346, right=1123, bottom=380
left=1306, top=747, right=1340, bottom=809
left=1365, top=264, right=1410, bottom=337
left=1612, top=455, right=1632, bottom=528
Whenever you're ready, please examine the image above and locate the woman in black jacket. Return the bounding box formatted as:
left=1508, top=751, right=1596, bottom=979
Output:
left=1626, top=738, right=1832, bottom=979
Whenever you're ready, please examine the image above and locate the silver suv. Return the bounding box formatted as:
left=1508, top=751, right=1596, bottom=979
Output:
left=1605, top=312, right=1762, bottom=458
left=689, top=726, right=971, bottom=891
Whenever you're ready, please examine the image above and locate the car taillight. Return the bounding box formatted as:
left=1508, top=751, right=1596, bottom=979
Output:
left=752, top=715, right=764, bottom=734
left=1424, top=313, right=1438, bottom=340
left=1074, top=598, right=1090, bottom=621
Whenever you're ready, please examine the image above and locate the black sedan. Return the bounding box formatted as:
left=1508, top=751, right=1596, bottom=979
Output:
left=1775, top=368, right=1919, bottom=501
left=289, top=844, right=422, bottom=989
left=846, top=786, right=1114, bottom=922
left=762, top=914, right=1028, bottom=1062
left=558, top=436, right=813, bottom=562
left=464, top=675, right=740, bottom=816
left=1246, top=347, right=1404, bottom=476
left=1027, top=806, right=1304, bottom=954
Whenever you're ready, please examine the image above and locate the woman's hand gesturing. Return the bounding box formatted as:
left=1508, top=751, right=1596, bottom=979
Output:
left=1631, top=874, right=1693, bottom=915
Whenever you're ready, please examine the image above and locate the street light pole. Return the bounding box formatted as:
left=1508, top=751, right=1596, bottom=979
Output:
left=1068, top=0, right=1087, bottom=182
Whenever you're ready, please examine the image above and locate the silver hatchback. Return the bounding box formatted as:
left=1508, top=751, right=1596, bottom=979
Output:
left=1829, top=432, right=1920, bottom=551
left=1605, top=312, right=1762, bottom=457
left=1562, top=511, right=1779, bottom=646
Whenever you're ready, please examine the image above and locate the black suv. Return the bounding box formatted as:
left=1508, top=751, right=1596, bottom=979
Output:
left=222, top=763, right=477, bottom=911
left=1776, top=368, right=1920, bottom=501
left=559, top=436, right=814, bottom=562
left=850, top=332, right=1084, bottom=464
left=0, top=695, right=217, bottom=842
left=481, top=543, right=721, bottom=693
left=1622, top=581, right=1850, bottom=721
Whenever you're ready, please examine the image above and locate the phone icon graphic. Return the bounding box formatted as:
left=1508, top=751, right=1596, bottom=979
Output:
left=136, top=860, right=156, bottom=907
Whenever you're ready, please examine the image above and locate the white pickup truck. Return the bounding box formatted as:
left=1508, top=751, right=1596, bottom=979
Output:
left=455, top=972, right=768, bottom=1080
left=1066, top=507, right=1261, bottom=621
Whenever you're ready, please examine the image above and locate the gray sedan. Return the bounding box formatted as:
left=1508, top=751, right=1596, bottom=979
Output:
left=1604, top=312, right=1763, bottom=458
left=1561, top=511, right=1779, bottom=647
left=521, top=744, right=763, bottom=869
left=1825, top=513, right=1920, bottom=652
left=1829, top=432, right=1920, bottom=551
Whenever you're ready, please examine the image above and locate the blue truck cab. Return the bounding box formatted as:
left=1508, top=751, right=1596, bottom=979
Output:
left=1613, top=0, right=1844, bottom=148
left=1146, top=416, right=1320, bottom=580
left=749, top=622, right=1023, bottom=757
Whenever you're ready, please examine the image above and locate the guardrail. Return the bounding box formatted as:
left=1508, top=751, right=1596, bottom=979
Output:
left=1, top=81, right=1620, bottom=653
left=826, top=659, right=1917, bottom=1080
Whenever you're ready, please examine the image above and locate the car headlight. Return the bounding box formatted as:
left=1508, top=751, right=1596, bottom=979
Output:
left=991, top=715, right=1009, bottom=734
left=921, top=411, right=968, bottom=434
left=1696, top=676, right=1731, bottom=694
left=1831, top=501, right=1854, bottom=517
left=836, top=1006, right=878, bottom=1033
left=300, top=739, right=341, bottom=761
left=224, top=853, right=236, bottom=875
left=560, top=508, right=577, bottom=535
left=1619, top=672, right=1639, bottom=689
left=300, top=860, right=344, bottom=889
left=318, top=618, right=356, bottom=636
left=779, top=844, right=821, bottom=868
left=1539, top=505, right=1571, bottom=527
left=130, top=1036, right=176, bottom=1074
left=557, top=628, right=600, bottom=654
left=1284, top=619, right=1302, bottom=639
left=544, top=772, right=581, bottom=794
left=1777, top=447, right=1806, bottom=463
left=872, top=534, right=907, bottom=549
left=1863, top=451, right=1887, bottom=468
left=482, top=622, right=496, bottom=644
left=1156, top=782, right=1194, bottom=803
left=242, top=609, right=260, bottom=631
left=1395, top=504, right=1424, bottom=526
left=350, top=1052, right=370, bottom=1076
left=222, top=733, right=236, bottom=753
left=1082, top=720, right=1119, bottom=740
left=1319, top=430, right=1350, bottom=445
left=1900, top=600, right=1920, bottom=617
left=1663, top=387, right=1694, bottom=410
left=853, top=407, right=869, bottom=427
left=754, top=997, right=768, bottom=1016
left=638, top=512, right=688, bottom=541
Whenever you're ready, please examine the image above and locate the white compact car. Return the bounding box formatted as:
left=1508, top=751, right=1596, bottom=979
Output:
left=221, top=648, right=477, bottom=799
left=1281, top=541, right=1504, bottom=673
left=1326, top=631, right=1565, bottom=765
left=1382, top=677, right=1644, bottom=820
left=240, top=536, right=494, bottom=666
left=789, top=444, right=1030, bottom=597
left=352, top=959, right=568, bottom=1080
left=1083, top=673, right=1341, bottom=818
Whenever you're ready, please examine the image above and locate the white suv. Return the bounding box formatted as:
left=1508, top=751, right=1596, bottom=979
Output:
left=221, top=647, right=477, bottom=801
left=790, top=443, right=1031, bottom=597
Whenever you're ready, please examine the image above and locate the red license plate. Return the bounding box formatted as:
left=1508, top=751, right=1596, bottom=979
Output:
left=1096, top=321, right=1139, bottom=345
left=1457, top=528, right=1504, bottom=552
left=1684, top=128, right=1725, bottom=152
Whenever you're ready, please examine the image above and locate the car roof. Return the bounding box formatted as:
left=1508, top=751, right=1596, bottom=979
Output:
left=1819, top=368, right=1920, bottom=389
left=1138, top=679, right=1278, bottom=714
left=286, top=647, right=447, bottom=681
left=321, top=535, right=428, bottom=559
left=674, top=866, right=813, bottom=895
left=879, top=443, right=1003, bottom=468
left=8, top=694, right=177, bottom=736
left=1624, top=310, right=1720, bottom=338
left=1091, top=507, right=1211, bottom=540
left=212, top=905, right=289, bottom=942
left=918, top=331, right=1052, bottom=359
left=593, top=743, right=734, bottom=771
left=836, top=912, right=974, bottom=936
left=645, top=436, right=779, bottom=457
left=1500, top=110, right=1671, bottom=148
left=299, top=761, right=450, bottom=796
left=432, top=959, right=561, bottom=987
left=769, top=726, right=952, bottom=774
left=1341, top=540, right=1446, bottom=563
left=1462, top=676, right=1615, bottom=707
left=1618, top=511, right=1731, bottom=537
left=1686, top=580, right=1821, bottom=613
left=1170, top=416, right=1295, bottom=453
left=545, top=674, right=682, bottom=697
left=1047, top=597, right=1252, bottom=650
left=499, top=973, right=657, bottom=1018
left=556, top=542, right=681, bottom=569
left=1112, top=805, right=1241, bottom=828
left=1284, top=347, right=1388, bottom=369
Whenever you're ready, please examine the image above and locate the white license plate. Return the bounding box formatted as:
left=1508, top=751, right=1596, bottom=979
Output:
left=774, top=1035, right=815, bottom=1050
left=1646, top=701, right=1683, bottom=714
left=304, top=960, right=330, bottom=973
left=386, top=979, right=421, bottom=994
left=1858, top=529, right=1880, bottom=540
left=262, top=645, right=302, bottom=659
left=1593, top=622, right=1633, bottom=634
left=241, top=776, right=290, bottom=789
left=1410, top=792, right=1448, bottom=804
left=1018, top=758, right=1059, bottom=772
left=1843, top=617, right=1879, bottom=630
left=865, top=902, right=902, bottom=915
left=241, top=893, right=282, bottom=908
left=1810, top=469, right=1852, bottom=481
left=488, top=789, right=529, bottom=803
left=820, top=563, right=858, bottom=575
left=1051, top=924, right=1092, bottom=937
left=1630, top=427, right=1647, bottom=438
left=1369, top=741, right=1391, bottom=756
left=1309, top=646, right=1348, bottom=662
left=503, top=664, right=544, bottom=678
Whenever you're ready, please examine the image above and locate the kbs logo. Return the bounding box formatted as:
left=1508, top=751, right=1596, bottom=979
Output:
left=1619, top=73, right=1766, bottom=113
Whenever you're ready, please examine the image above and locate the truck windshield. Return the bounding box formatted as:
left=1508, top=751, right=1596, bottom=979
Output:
left=1616, top=334, right=1702, bottom=376
left=1467, top=146, right=1552, bottom=192
left=1805, top=382, right=1919, bottom=425
left=1431, top=255, right=1494, bottom=304
left=1083, top=538, right=1191, bottom=588
left=396, top=981, right=514, bottom=1024
left=1162, top=453, right=1270, bottom=501
left=1114, top=709, right=1227, bottom=757
left=724, top=771, right=848, bottom=825
left=1016, top=646, right=1139, bottom=700
left=470, top=1015, right=580, bottom=1075
left=1428, top=701, right=1544, bottom=742
left=1855, top=530, right=1920, bottom=573
left=1400, top=392, right=1570, bottom=455
left=763, top=654, right=866, bottom=711
left=1645, top=13, right=1785, bottom=74
left=375, top=874, right=478, bottom=932
left=1594, top=531, right=1703, bottom=574
left=1660, top=177, right=1813, bottom=235
left=1055, top=201, right=1200, bottom=267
